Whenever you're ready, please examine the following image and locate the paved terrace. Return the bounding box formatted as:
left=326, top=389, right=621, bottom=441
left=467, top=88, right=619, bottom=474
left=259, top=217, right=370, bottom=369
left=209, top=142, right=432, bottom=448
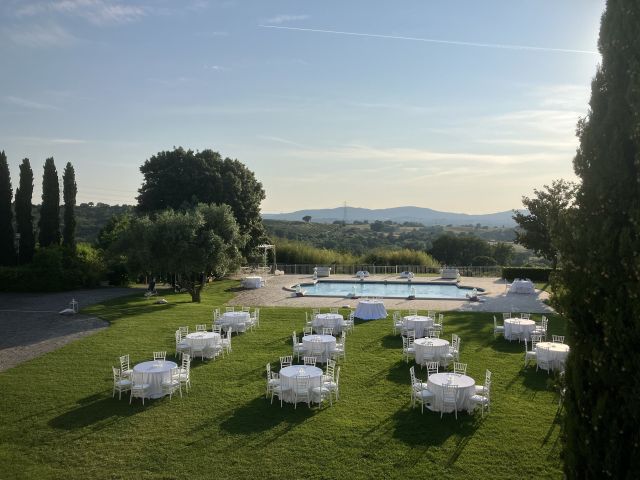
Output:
left=228, top=273, right=554, bottom=314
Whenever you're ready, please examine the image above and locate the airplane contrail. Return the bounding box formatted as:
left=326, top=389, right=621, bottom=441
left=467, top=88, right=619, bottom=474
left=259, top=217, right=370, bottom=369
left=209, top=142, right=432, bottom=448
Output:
left=258, top=25, right=599, bottom=55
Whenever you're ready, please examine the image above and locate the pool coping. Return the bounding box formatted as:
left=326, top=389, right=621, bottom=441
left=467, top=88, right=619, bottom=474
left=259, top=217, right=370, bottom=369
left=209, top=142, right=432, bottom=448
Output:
left=286, top=278, right=485, bottom=300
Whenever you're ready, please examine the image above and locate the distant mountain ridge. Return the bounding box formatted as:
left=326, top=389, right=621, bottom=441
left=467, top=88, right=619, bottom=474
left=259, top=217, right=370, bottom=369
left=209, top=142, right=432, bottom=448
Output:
left=262, top=206, right=517, bottom=227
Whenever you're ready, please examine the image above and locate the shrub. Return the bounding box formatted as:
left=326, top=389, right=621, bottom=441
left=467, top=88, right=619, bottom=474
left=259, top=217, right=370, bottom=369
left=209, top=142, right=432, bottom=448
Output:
left=275, top=239, right=358, bottom=264
left=360, top=248, right=439, bottom=266
left=471, top=256, right=497, bottom=266
left=501, top=266, right=553, bottom=282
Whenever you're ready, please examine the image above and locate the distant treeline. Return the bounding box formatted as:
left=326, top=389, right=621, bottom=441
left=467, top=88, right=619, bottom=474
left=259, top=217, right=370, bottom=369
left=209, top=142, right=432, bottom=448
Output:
left=265, top=219, right=538, bottom=266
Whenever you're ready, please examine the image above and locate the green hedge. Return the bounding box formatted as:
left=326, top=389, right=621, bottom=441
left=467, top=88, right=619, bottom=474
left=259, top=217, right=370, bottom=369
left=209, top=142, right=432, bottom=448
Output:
left=0, top=244, right=106, bottom=292
left=502, top=267, right=554, bottom=282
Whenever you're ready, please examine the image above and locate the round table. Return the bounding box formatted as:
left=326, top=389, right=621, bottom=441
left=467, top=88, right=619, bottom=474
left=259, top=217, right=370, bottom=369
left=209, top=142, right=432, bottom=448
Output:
left=536, top=342, right=570, bottom=371
left=185, top=332, right=221, bottom=358
left=133, top=360, right=178, bottom=399
left=354, top=300, right=387, bottom=320
left=302, top=334, right=336, bottom=363
left=509, top=280, right=535, bottom=294
left=504, top=318, right=536, bottom=341
left=278, top=365, right=323, bottom=403
left=216, top=311, right=250, bottom=332
left=414, top=338, right=450, bottom=366
left=312, top=313, right=345, bottom=333
left=427, top=372, right=476, bottom=413
left=403, top=315, right=434, bottom=338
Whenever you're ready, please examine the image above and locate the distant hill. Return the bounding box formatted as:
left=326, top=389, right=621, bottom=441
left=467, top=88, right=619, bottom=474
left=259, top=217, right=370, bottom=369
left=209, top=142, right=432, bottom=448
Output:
left=262, top=206, right=517, bottom=227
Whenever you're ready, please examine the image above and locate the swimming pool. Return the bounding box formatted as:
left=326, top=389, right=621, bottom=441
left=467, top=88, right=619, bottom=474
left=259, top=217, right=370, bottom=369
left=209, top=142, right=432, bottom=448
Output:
left=296, top=280, right=479, bottom=300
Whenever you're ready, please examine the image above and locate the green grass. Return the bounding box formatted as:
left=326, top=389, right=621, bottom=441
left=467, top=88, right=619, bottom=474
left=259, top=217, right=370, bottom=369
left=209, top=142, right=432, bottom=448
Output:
left=0, top=280, right=565, bottom=479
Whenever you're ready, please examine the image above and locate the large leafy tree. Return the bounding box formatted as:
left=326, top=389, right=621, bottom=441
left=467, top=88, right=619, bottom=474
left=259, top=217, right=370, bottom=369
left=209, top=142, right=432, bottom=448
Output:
left=512, top=179, right=576, bottom=269
left=15, top=158, right=35, bottom=264
left=38, top=158, right=61, bottom=248
left=114, top=203, right=245, bottom=302
left=62, top=162, right=77, bottom=250
left=136, top=147, right=266, bottom=255
left=0, top=151, right=16, bottom=265
left=429, top=233, right=492, bottom=265
left=555, top=0, right=640, bottom=476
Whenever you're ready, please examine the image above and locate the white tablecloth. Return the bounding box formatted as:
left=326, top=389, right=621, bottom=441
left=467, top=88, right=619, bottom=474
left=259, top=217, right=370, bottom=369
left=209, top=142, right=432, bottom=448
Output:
left=427, top=372, right=476, bottom=413
left=302, top=334, right=336, bottom=363
left=133, top=360, right=177, bottom=399
left=504, top=318, right=536, bottom=341
left=216, top=311, right=250, bottom=331
left=414, top=338, right=450, bottom=365
left=536, top=342, right=570, bottom=371
left=185, top=331, right=221, bottom=358
left=354, top=300, right=387, bottom=320
left=312, top=313, right=345, bottom=333
left=278, top=365, right=323, bottom=403
left=243, top=276, right=262, bottom=289
left=403, top=315, right=434, bottom=338
left=509, top=280, right=535, bottom=294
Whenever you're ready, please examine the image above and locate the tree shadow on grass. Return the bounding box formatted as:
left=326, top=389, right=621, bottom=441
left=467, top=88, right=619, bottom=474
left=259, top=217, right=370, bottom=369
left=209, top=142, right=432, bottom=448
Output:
left=218, top=396, right=315, bottom=435
left=504, top=366, right=556, bottom=392
left=390, top=403, right=481, bottom=460
left=386, top=359, right=412, bottom=385
left=381, top=334, right=401, bottom=350
left=48, top=392, right=141, bottom=431
left=489, top=337, right=524, bottom=354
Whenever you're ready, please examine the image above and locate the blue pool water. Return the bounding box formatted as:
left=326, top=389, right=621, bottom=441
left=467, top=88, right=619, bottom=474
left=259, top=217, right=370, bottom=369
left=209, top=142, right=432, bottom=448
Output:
left=299, top=281, right=476, bottom=299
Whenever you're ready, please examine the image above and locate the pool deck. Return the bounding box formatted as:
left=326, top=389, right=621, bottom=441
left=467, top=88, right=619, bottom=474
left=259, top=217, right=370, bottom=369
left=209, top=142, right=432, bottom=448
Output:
left=228, top=274, right=554, bottom=314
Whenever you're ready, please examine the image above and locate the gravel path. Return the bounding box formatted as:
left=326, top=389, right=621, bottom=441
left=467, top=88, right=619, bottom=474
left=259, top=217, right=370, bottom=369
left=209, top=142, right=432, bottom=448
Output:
left=0, top=287, right=142, bottom=372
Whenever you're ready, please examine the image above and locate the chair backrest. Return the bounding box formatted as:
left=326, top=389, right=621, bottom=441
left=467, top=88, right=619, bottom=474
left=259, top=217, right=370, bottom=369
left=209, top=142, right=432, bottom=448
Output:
left=325, top=360, right=336, bottom=377
left=330, top=308, right=339, bottom=314
left=280, top=355, right=292, bottom=368
left=182, top=354, right=191, bottom=370
left=428, top=329, right=440, bottom=338
left=310, top=339, right=325, bottom=355
left=453, top=362, right=467, bottom=376
left=212, top=308, right=220, bottom=320
left=175, top=330, right=182, bottom=343
left=427, top=310, right=436, bottom=318
left=451, top=333, right=459, bottom=344
left=196, top=324, right=207, bottom=332
left=393, top=311, right=401, bottom=320
left=312, top=309, right=320, bottom=315
left=179, top=326, right=189, bottom=335
left=292, top=332, right=299, bottom=345
left=408, top=309, right=417, bottom=316
left=322, top=327, right=334, bottom=336
left=443, top=383, right=457, bottom=402
left=266, top=362, right=271, bottom=378
left=225, top=307, right=234, bottom=312
left=242, top=306, right=250, bottom=312
left=438, top=313, right=444, bottom=323
left=485, top=369, right=492, bottom=385
left=552, top=335, right=565, bottom=343
left=502, top=312, right=511, bottom=320
left=426, top=361, right=439, bottom=377
left=303, top=356, right=317, bottom=366
left=153, top=351, right=166, bottom=361
left=295, top=375, right=310, bottom=392
left=521, top=313, right=531, bottom=319
left=409, top=365, right=417, bottom=385
left=303, top=326, right=313, bottom=336
left=119, top=354, right=130, bottom=370
left=531, top=335, right=542, bottom=349
left=131, top=371, right=145, bottom=387
left=112, top=366, right=121, bottom=381
left=212, top=324, right=222, bottom=334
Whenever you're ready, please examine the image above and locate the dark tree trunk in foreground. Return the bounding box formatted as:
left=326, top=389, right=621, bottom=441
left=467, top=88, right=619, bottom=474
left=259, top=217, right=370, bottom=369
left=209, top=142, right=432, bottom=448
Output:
left=557, top=0, right=640, bottom=477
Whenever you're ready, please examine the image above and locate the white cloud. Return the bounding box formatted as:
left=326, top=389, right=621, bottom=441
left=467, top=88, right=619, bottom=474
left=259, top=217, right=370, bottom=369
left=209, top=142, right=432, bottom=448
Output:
left=263, top=14, right=309, bottom=25
left=4, top=95, right=59, bottom=110
left=15, top=0, right=146, bottom=26
left=3, top=22, right=77, bottom=47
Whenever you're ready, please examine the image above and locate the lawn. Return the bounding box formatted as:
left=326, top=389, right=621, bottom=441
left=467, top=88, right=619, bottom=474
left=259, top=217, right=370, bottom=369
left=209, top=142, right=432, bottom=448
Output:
left=0, top=280, right=565, bottom=479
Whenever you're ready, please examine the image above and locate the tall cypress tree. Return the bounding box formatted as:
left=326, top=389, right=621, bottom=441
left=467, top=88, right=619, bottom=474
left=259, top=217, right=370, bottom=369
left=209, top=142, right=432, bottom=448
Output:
left=38, top=157, right=61, bottom=248
left=62, top=162, right=77, bottom=250
left=15, top=158, right=35, bottom=264
left=0, top=151, right=16, bottom=265
left=556, top=0, right=640, bottom=476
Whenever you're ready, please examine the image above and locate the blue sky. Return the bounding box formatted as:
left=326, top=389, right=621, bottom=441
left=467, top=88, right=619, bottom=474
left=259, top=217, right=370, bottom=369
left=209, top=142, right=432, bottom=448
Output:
left=0, top=0, right=604, bottom=213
